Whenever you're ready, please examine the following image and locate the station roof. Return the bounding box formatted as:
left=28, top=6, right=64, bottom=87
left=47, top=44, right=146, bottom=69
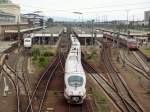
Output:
left=0, top=23, right=28, bottom=26
left=99, top=28, right=149, bottom=37
left=5, top=26, right=43, bottom=33
left=135, top=37, right=148, bottom=40
left=34, top=26, right=63, bottom=34
left=31, top=33, right=59, bottom=37
left=78, top=34, right=103, bottom=38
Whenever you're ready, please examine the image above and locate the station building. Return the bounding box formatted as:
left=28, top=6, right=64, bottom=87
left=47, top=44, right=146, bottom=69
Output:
left=0, top=3, right=20, bottom=22
left=0, top=2, right=44, bottom=40
left=0, top=10, right=15, bottom=24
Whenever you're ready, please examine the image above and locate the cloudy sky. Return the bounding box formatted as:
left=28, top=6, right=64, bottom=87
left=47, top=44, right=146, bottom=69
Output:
left=12, top=0, right=150, bottom=21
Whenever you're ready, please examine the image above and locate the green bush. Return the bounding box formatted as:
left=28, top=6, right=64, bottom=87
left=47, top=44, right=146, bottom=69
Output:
left=32, top=56, right=37, bottom=61
left=32, top=48, right=41, bottom=57
left=38, top=57, right=49, bottom=68
left=43, top=51, right=54, bottom=57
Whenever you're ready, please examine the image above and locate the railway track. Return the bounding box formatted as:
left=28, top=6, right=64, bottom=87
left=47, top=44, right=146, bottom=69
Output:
left=68, top=99, right=93, bottom=112
left=101, top=43, right=144, bottom=112
left=25, top=53, right=62, bottom=112
left=82, top=59, right=127, bottom=112
left=120, top=50, right=150, bottom=81
left=68, top=104, right=83, bottom=112
left=0, top=50, right=32, bottom=112
left=132, top=51, right=150, bottom=73
left=135, top=50, right=149, bottom=62
left=25, top=29, right=71, bottom=112
left=18, top=49, right=33, bottom=112
left=83, top=55, right=145, bottom=112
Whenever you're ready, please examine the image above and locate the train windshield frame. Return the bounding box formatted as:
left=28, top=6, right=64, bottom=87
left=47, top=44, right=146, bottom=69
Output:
left=25, top=39, right=31, bottom=42
left=68, top=75, right=83, bottom=87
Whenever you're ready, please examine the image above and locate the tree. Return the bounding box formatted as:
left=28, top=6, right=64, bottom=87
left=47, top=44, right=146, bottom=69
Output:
left=46, top=18, right=54, bottom=26
left=47, top=18, right=53, bottom=23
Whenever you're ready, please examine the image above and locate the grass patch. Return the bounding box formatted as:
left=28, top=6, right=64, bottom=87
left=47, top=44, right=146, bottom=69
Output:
left=85, top=48, right=98, bottom=60
left=31, top=47, right=55, bottom=70
left=91, top=87, right=109, bottom=112
left=140, top=47, right=150, bottom=57
left=38, top=56, right=49, bottom=69
left=92, top=87, right=107, bottom=102
left=99, top=104, right=109, bottom=112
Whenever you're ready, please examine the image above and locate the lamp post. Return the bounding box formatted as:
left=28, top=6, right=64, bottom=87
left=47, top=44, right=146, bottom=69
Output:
left=17, top=16, right=20, bottom=51
left=16, top=15, right=20, bottom=112
left=126, top=9, right=130, bottom=34
left=91, top=19, right=94, bottom=45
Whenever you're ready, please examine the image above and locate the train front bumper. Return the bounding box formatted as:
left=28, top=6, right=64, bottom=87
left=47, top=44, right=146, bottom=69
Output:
left=64, top=91, right=86, bottom=104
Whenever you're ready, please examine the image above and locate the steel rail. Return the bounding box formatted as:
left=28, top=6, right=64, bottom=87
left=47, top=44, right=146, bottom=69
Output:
left=102, top=43, right=144, bottom=112
left=120, top=51, right=150, bottom=81
left=25, top=54, right=61, bottom=112
left=38, top=54, right=62, bottom=112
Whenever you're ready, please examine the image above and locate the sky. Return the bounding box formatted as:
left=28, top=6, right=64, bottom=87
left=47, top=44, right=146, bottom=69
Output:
left=12, top=0, right=150, bottom=21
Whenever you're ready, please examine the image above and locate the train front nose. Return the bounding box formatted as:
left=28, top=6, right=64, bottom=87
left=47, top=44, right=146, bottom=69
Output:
left=71, top=96, right=81, bottom=103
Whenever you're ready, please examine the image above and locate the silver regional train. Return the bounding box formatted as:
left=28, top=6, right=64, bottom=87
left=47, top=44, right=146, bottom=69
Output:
left=23, top=34, right=32, bottom=48
left=64, top=34, right=86, bottom=104
left=103, top=32, right=138, bottom=50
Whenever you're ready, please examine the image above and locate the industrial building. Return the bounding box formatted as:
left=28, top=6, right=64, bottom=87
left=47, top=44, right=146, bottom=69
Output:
left=144, top=11, right=150, bottom=25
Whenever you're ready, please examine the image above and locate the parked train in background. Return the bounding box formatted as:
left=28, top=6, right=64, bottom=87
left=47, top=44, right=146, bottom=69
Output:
left=23, top=34, right=32, bottom=49
left=63, top=27, right=67, bottom=33
left=64, top=34, right=86, bottom=104
left=103, top=32, right=138, bottom=50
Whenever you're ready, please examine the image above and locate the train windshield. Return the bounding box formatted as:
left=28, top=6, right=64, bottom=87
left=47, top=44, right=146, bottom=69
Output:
left=25, top=40, right=30, bottom=42
left=68, top=76, right=83, bottom=87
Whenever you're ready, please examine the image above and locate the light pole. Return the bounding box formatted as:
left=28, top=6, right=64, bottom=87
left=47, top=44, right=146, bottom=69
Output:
left=16, top=15, right=20, bottom=112
left=17, top=16, right=21, bottom=51
left=126, top=9, right=130, bottom=34
left=91, top=19, right=94, bottom=45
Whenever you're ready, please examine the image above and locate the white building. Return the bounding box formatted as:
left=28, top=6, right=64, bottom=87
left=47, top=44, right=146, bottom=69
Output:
left=0, top=3, right=20, bottom=22
left=23, top=13, right=44, bottom=27
left=0, top=10, right=16, bottom=24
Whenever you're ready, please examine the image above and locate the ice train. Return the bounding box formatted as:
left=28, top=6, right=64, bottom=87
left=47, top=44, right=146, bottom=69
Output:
left=64, top=34, right=86, bottom=104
